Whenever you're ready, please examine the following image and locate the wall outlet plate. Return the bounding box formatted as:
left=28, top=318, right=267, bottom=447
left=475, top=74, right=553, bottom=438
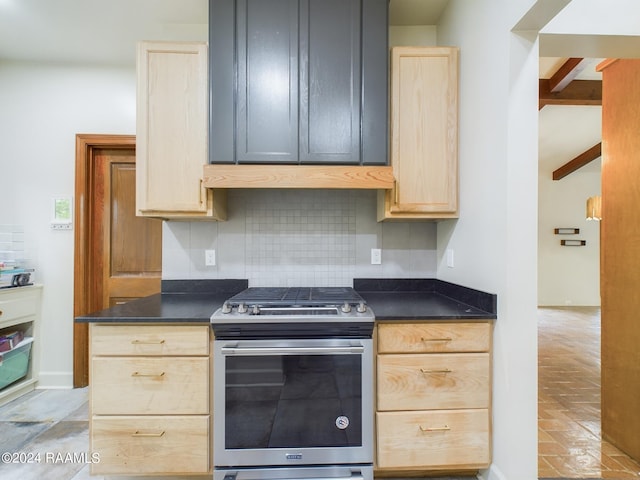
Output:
left=371, top=248, right=382, bottom=265
left=205, top=249, right=216, bottom=266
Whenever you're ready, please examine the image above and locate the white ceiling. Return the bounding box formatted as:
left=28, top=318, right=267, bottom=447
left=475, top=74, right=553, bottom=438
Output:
left=0, top=0, right=602, bottom=177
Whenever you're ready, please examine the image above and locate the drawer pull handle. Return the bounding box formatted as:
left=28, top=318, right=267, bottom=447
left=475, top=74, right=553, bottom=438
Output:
left=420, top=368, right=452, bottom=374
left=132, top=430, right=165, bottom=437
left=131, top=339, right=166, bottom=345
left=131, top=371, right=165, bottom=378
left=419, top=425, right=450, bottom=432
left=420, top=337, right=452, bottom=342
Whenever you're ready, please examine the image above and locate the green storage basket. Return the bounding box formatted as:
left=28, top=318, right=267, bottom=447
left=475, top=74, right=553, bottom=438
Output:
left=0, top=337, right=33, bottom=390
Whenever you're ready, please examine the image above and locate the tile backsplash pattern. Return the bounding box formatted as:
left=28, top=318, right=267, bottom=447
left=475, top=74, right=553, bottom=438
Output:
left=163, top=189, right=438, bottom=286
left=245, top=190, right=357, bottom=286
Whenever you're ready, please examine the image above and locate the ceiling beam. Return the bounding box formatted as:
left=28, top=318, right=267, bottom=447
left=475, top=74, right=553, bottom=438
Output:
left=548, top=57, right=587, bottom=92
left=552, top=143, right=602, bottom=180
left=539, top=79, right=602, bottom=109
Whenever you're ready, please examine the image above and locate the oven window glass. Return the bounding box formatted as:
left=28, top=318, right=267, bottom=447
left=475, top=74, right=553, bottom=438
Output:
left=225, top=354, right=362, bottom=449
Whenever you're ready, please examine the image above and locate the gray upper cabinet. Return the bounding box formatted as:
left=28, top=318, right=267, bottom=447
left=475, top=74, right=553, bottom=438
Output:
left=210, top=0, right=388, bottom=165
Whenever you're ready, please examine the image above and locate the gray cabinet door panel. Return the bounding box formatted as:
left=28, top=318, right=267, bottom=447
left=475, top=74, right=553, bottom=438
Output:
left=210, top=0, right=236, bottom=164
left=299, top=0, right=361, bottom=164
left=237, top=0, right=299, bottom=163
left=209, top=0, right=388, bottom=165
left=361, top=0, right=388, bottom=165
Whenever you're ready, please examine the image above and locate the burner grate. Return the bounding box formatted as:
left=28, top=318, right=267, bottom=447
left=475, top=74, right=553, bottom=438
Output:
left=226, top=287, right=365, bottom=307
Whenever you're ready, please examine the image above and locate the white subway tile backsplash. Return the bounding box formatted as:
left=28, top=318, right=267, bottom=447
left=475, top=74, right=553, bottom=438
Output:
left=163, top=190, right=437, bottom=285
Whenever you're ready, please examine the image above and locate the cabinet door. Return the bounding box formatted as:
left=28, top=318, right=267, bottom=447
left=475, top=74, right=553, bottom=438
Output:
left=236, top=0, right=299, bottom=163
left=376, top=409, right=490, bottom=469
left=91, top=357, right=209, bottom=415
left=91, top=415, right=209, bottom=475
left=377, top=353, right=490, bottom=411
left=299, top=0, right=360, bottom=164
left=136, top=41, right=225, bottom=219
left=379, top=47, right=458, bottom=220
left=210, top=0, right=388, bottom=165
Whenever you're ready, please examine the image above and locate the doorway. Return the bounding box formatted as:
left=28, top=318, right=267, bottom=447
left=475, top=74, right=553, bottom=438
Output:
left=73, top=134, right=162, bottom=387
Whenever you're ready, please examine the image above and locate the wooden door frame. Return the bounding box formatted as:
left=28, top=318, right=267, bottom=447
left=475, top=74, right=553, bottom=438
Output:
left=73, top=134, right=136, bottom=387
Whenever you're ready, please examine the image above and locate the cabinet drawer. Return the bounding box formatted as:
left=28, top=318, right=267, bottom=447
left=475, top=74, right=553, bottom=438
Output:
left=91, top=357, right=209, bottom=414
left=90, top=324, right=209, bottom=356
left=377, top=322, right=491, bottom=353
left=91, top=415, right=209, bottom=475
left=377, top=353, right=490, bottom=411
left=0, top=290, right=38, bottom=326
left=376, top=409, right=490, bottom=469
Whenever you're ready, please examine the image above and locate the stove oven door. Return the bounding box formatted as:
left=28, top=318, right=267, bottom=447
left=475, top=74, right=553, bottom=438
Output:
left=213, top=338, right=373, bottom=469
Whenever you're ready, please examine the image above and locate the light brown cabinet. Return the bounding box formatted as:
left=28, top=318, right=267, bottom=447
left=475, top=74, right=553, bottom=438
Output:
left=378, top=46, right=459, bottom=221
left=375, top=321, right=492, bottom=472
left=89, top=324, right=210, bottom=475
left=136, top=41, right=226, bottom=220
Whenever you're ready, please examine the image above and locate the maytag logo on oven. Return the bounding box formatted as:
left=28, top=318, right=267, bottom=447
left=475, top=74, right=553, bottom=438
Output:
left=286, top=453, right=303, bottom=461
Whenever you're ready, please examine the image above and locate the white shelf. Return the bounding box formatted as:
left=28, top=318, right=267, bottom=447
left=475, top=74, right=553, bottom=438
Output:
left=0, top=285, right=42, bottom=406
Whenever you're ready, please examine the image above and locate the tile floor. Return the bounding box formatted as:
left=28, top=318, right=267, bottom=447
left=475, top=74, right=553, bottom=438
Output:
left=538, top=306, right=640, bottom=479
left=3, top=308, right=639, bottom=480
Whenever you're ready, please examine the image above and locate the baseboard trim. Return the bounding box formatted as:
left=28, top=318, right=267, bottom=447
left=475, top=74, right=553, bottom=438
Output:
left=36, top=372, right=74, bottom=389
left=478, top=464, right=507, bottom=480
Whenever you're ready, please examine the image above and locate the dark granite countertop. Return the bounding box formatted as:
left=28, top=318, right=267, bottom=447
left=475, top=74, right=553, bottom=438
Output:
left=354, top=278, right=497, bottom=320
left=75, top=278, right=496, bottom=323
left=74, top=279, right=248, bottom=323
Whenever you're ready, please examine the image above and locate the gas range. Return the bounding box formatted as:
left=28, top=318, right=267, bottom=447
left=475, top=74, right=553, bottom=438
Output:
left=210, top=287, right=375, bottom=339
left=211, top=286, right=375, bottom=480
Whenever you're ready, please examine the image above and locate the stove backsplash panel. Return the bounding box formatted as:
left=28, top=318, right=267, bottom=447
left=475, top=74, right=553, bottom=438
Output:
left=162, top=190, right=436, bottom=286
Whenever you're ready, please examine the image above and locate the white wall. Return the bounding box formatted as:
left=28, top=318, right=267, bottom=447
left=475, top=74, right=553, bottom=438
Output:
left=435, top=0, right=640, bottom=478
left=436, top=1, right=542, bottom=478
left=0, top=61, right=135, bottom=387
left=538, top=104, right=602, bottom=306
left=389, top=25, right=436, bottom=46
left=538, top=164, right=601, bottom=306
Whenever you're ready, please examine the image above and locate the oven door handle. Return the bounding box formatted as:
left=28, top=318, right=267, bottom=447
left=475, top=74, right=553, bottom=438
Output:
left=221, top=474, right=365, bottom=480
left=220, top=345, right=365, bottom=355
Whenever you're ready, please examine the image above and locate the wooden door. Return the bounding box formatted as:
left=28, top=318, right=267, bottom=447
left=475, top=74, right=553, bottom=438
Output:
left=74, top=134, right=162, bottom=387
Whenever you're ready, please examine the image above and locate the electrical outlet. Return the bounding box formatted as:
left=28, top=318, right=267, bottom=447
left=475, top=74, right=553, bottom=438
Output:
left=446, top=249, right=454, bottom=268
left=371, top=248, right=382, bottom=265
left=205, top=249, right=216, bottom=266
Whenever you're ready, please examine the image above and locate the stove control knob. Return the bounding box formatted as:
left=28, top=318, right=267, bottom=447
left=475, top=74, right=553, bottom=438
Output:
left=237, top=303, right=248, bottom=314
left=357, top=302, right=367, bottom=313
left=251, top=305, right=260, bottom=315
left=221, top=302, right=232, bottom=314
left=341, top=302, right=352, bottom=313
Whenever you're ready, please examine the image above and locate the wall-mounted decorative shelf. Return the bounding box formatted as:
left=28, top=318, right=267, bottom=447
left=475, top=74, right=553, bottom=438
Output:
left=555, top=228, right=580, bottom=235
left=561, top=239, right=586, bottom=246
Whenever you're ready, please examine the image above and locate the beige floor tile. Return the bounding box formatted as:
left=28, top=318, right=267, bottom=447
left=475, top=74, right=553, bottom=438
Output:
left=538, top=306, right=640, bottom=478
